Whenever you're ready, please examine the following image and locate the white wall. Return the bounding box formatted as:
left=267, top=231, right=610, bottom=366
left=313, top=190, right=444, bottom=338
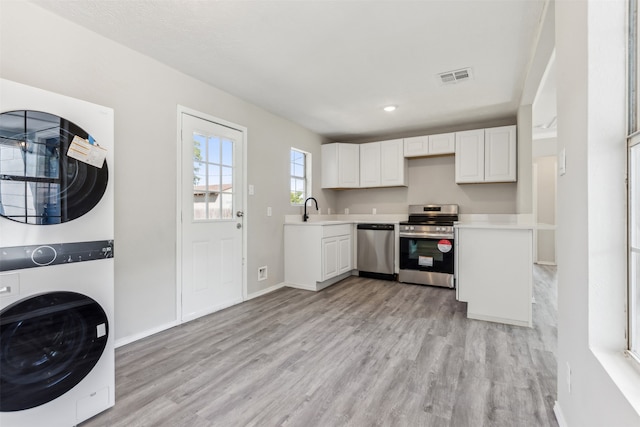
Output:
left=516, top=104, right=533, bottom=214
left=0, top=1, right=336, bottom=342
left=332, top=154, right=518, bottom=216
left=555, top=0, right=640, bottom=425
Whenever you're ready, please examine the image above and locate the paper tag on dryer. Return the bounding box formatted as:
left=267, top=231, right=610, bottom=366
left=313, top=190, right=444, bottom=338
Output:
left=67, top=135, right=107, bottom=168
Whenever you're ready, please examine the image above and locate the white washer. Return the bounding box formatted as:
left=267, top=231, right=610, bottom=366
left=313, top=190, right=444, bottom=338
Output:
left=0, top=80, right=114, bottom=427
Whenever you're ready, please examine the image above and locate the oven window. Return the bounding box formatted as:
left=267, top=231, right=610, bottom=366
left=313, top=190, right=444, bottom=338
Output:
left=399, top=237, right=454, bottom=273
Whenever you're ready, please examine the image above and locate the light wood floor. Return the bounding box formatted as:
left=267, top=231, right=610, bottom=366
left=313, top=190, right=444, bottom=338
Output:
left=81, top=265, right=558, bottom=427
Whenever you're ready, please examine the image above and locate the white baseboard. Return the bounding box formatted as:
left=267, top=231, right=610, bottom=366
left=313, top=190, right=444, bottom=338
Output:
left=246, top=282, right=285, bottom=300
left=114, top=320, right=179, bottom=348
left=116, top=285, right=287, bottom=348
left=554, top=401, right=568, bottom=427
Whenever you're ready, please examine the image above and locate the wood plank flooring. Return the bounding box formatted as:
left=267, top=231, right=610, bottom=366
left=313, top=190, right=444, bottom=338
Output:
left=81, top=265, right=558, bottom=427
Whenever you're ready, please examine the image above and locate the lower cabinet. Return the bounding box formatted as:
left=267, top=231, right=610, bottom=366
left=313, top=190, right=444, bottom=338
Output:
left=321, top=235, right=352, bottom=280
left=285, top=223, right=354, bottom=291
left=455, top=225, right=533, bottom=327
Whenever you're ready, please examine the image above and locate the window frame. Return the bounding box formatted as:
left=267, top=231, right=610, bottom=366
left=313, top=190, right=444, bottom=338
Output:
left=290, top=147, right=311, bottom=206
left=629, top=0, right=640, bottom=364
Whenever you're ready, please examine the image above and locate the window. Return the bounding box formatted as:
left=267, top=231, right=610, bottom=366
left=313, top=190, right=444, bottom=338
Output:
left=193, top=132, right=234, bottom=220
left=290, top=148, right=310, bottom=205
left=629, top=0, right=640, bottom=362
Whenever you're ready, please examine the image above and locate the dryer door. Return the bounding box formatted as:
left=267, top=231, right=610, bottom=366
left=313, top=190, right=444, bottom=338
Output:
left=0, top=291, right=109, bottom=411
left=0, top=110, right=109, bottom=224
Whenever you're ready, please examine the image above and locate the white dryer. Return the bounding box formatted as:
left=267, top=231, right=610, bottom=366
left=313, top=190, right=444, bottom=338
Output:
left=0, top=79, right=115, bottom=427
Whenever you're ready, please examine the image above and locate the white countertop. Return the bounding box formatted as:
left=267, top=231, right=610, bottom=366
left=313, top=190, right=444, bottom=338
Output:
left=455, top=222, right=536, bottom=230
left=284, top=213, right=404, bottom=225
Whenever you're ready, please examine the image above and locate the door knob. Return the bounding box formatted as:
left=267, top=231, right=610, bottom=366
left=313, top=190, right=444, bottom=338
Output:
left=237, top=223, right=242, bottom=229
left=236, top=210, right=244, bottom=218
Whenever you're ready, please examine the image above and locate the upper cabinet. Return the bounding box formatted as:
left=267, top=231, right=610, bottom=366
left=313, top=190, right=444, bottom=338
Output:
left=454, top=129, right=485, bottom=183
left=321, top=143, right=360, bottom=188
left=323, top=140, right=407, bottom=189
left=404, top=132, right=455, bottom=157
left=360, top=139, right=407, bottom=188
left=380, top=139, right=408, bottom=187
left=455, top=125, right=516, bottom=184
left=359, top=142, right=381, bottom=187
left=484, top=125, right=517, bottom=182
left=323, top=125, right=516, bottom=189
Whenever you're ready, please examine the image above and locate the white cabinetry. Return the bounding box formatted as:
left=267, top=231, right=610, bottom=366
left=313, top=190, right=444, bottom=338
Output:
left=321, top=143, right=359, bottom=188
left=359, top=139, right=407, bottom=188
left=484, top=125, right=517, bottom=182
left=455, top=125, right=516, bottom=183
left=322, top=234, right=352, bottom=279
left=404, top=132, right=455, bottom=157
left=380, top=139, right=407, bottom=186
left=455, top=224, right=533, bottom=327
left=284, top=223, right=353, bottom=291
left=359, top=142, right=381, bottom=187
left=454, top=129, right=485, bottom=183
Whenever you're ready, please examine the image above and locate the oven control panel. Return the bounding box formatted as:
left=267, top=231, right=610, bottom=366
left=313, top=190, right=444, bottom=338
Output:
left=400, top=225, right=453, bottom=234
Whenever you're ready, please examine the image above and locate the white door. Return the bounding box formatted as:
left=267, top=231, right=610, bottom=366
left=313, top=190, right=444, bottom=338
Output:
left=180, top=112, right=244, bottom=322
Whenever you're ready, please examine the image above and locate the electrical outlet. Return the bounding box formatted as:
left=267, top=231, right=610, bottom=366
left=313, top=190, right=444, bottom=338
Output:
left=372, top=208, right=377, bottom=215
left=345, top=208, right=349, bottom=215
left=267, top=207, right=272, bottom=216
left=258, top=266, right=268, bottom=281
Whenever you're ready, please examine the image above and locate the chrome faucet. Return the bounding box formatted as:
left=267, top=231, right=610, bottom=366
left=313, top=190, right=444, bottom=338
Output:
left=303, top=197, right=319, bottom=222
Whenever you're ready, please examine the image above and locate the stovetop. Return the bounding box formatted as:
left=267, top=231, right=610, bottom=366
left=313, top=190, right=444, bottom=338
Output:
left=400, top=204, right=459, bottom=227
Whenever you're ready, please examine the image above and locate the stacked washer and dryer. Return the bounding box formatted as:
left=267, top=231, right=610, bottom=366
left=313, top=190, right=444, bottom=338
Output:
left=0, top=79, right=115, bottom=426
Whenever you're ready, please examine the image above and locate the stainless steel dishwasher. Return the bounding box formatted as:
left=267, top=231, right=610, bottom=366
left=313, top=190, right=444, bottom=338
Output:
left=357, top=223, right=396, bottom=280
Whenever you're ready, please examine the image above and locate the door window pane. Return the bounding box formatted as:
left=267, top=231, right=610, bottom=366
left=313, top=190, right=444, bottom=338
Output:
left=192, top=132, right=234, bottom=221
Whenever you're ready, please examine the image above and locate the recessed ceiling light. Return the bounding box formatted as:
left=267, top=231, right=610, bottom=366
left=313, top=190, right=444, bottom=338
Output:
left=383, top=105, right=397, bottom=112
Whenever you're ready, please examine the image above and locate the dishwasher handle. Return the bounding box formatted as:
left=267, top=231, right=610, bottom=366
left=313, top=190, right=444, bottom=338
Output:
left=356, top=223, right=395, bottom=231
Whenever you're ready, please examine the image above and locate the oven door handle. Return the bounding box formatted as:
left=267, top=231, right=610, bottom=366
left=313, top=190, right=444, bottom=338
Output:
left=399, top=232, right=454, bottom=239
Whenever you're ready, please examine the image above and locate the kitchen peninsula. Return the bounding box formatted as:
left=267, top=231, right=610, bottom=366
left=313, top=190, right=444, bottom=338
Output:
left=454, top=219, right=535, bottom=327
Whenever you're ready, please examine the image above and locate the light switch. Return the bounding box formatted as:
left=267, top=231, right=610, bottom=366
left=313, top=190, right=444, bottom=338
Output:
left=267, top=207, right=272, bottom=216
left=248, top=184, right=255, bottom=195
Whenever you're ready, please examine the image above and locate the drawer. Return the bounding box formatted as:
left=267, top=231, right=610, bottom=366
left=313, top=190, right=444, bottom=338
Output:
left=322, top=224, right=352, bottom=238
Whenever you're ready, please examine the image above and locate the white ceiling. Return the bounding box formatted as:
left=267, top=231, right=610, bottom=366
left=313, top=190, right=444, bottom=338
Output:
left=31, top=0, right=548, bottom=141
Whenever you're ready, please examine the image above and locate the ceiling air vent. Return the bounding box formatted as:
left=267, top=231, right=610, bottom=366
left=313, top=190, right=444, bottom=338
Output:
left=439, top=68, right=473, bottom=85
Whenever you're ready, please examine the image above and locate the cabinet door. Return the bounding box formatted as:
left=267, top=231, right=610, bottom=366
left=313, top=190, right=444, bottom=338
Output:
left=403, top=135, right=429, bottom=157
left=322, top=237, right=339, bottom=280
left=338, top=235, right=352, bottom=274
left=484, top=125, right=516, bottom=182
left=428, top=132, right=455, bottom=155
left=322, top=143, right=360, bottom=188
left=380, top=139, right=407, bottom=186
left=455, top=129, right=485, bottom=183
left=338, top=143, right=360, bottom=187
left=359, top=142, right=381, bottom=187
left=321, top=144, right=339, bottom=188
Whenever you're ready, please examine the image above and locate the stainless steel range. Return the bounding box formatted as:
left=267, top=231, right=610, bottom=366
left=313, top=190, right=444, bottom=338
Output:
left=398, top=204, right=458, bottom=288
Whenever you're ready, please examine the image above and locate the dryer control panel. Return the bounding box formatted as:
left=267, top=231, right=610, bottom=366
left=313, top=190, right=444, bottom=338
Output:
left=0, top=240, right=114, bottom=272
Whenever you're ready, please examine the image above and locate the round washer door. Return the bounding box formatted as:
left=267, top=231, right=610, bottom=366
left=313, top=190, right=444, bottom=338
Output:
left=0, top=291, right=109, bottom=412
